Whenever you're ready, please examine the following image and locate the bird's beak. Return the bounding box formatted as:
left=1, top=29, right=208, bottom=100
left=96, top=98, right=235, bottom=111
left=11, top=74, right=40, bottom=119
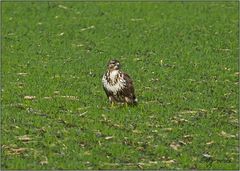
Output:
left=115, top=63, right=120, bottom=70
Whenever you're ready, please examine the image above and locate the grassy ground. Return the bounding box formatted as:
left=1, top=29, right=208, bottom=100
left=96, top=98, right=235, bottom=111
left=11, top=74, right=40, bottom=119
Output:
left=1, top=2, right=239, bottom=170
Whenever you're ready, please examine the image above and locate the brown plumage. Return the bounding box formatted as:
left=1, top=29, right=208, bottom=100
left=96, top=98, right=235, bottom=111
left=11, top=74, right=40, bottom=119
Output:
left=102, top=59, right=137, bottom=105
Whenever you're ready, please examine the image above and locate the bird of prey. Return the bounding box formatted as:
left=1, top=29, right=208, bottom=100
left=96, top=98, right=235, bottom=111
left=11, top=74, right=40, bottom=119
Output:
left=102, top=59, right=137, bottom=106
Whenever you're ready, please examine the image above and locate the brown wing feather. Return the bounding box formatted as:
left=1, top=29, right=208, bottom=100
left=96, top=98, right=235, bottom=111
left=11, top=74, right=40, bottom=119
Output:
left=121, top=72, right=137, bottom=103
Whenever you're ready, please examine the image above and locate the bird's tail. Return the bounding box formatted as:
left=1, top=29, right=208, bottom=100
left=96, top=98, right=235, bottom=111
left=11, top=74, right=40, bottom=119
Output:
left=133, top=96, right=138, bottom=106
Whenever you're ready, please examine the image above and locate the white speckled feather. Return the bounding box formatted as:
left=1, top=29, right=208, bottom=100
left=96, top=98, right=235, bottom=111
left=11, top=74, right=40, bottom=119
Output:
left=102, top=71, right=125, bottom=95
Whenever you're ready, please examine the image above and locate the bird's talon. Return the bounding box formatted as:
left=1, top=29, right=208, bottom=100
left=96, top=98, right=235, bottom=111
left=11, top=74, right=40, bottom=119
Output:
left=111, top=102, right=115, bottom=108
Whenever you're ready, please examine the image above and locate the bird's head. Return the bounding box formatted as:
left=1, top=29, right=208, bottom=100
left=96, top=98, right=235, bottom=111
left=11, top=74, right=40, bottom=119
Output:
left=107, top=59, right=121, bottom=71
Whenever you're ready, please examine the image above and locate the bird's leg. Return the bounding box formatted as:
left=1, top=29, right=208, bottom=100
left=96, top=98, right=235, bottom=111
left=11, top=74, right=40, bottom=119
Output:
left=125, top=103, right=128, bottom=108
left=109, top=96, right=116, bottom=108
left=111, top=101, right=115, bottom=108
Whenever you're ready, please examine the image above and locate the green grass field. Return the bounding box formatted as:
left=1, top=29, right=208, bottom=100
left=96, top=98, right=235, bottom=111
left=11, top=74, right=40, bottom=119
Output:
left=1, top=2, right=239, bottom=170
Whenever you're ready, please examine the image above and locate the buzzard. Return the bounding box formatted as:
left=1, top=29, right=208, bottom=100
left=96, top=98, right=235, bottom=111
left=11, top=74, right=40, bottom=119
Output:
left=102, top=59, right=137, bottom=105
